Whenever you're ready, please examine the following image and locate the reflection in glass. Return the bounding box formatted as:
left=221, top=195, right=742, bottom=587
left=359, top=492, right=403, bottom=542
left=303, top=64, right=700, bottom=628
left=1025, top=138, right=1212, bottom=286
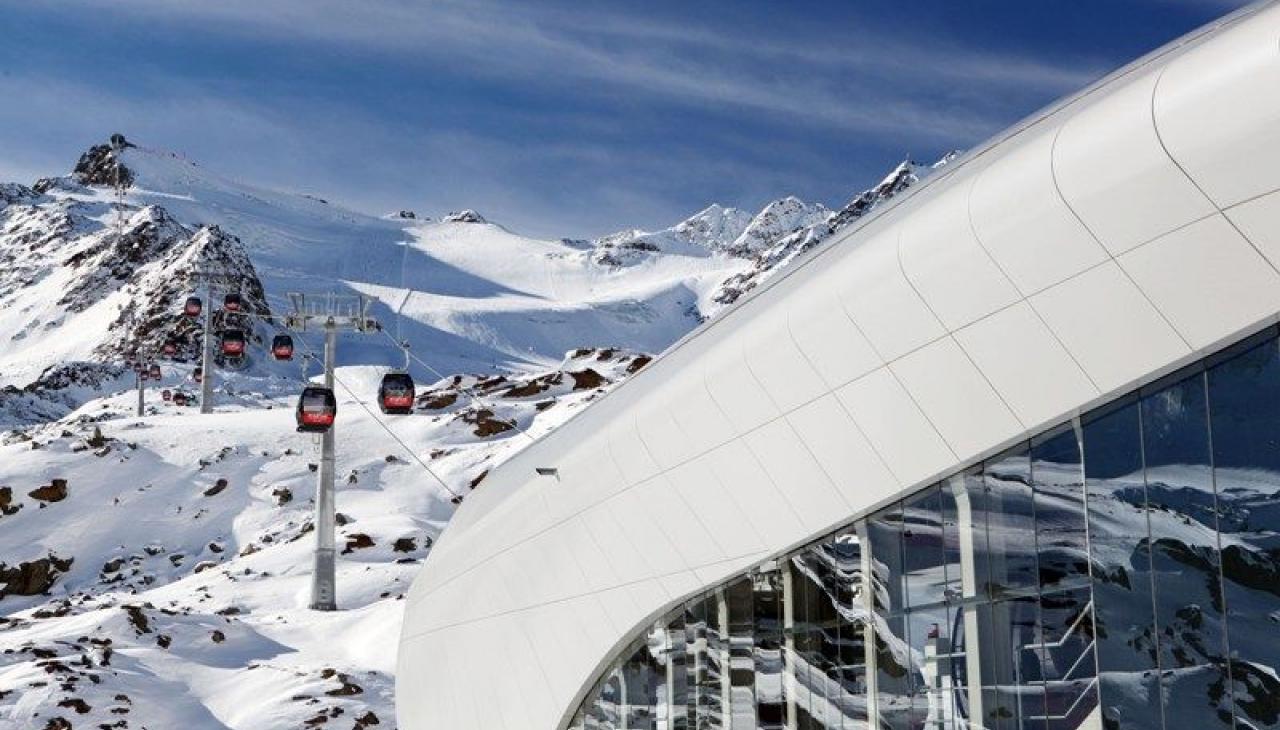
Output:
left=1143, top=368, right=1234, bottom=728
left=1031, top=424, right=1089, bottom=594
left=726, top=579, right=756, bottom=730
left=1208, top=337, right=1280, bottom=730
left=1082, top=398, right=1163, bottom=730
left=754, top=564, right=786, bottom=730
left=570, top=325, right=1280, bottom=730
left=978, top=448, right=1037, bottom=599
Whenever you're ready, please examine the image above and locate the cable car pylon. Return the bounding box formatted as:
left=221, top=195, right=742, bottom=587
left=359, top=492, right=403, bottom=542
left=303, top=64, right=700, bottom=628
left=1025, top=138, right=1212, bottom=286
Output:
left=283, top=292, right=379, bottom=612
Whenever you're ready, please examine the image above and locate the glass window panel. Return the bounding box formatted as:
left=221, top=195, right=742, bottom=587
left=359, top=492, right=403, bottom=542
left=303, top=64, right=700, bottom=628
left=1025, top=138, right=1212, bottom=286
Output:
left=1143, top=368, right=1235, bottom=728
left=830, top=528, right=871, bottom=729
left=904, top=485, right=950, bottom=610
left=978, top=596, right=1045, bottom=730
left=754, top=564, right=787, bottom=730
left=1081, top=398, right=1163, bottom=730
left=1038, top=586, right=1098, bottom=730
left=726, top=578, right=757, bottom=730
left=622, top=637, right=664, bottom=730
left=909, top=603, right=959, bottom=730
left=1031, top=424, right=1090, bottom=593
left=979, top=447, right=1038, bottom=599
left=1208, top=335, right=1280, bottom=730
left=687, top=596, right=725, bottom=730
left=668, top=614, right=692, bottom=730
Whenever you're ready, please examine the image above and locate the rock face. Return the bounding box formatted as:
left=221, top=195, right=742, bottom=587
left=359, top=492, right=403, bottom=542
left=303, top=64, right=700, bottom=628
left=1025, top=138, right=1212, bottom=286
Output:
left=0, top=145, right=273, bottom=391
left=28, top=479, right=68, bottom=503
left=72, top=134, right=135, bottom=188
left=709, top=155, right=955, bottom=308
left=442, top=209, right=486, bottom=224
left=0, top=554, right=73, bottom=598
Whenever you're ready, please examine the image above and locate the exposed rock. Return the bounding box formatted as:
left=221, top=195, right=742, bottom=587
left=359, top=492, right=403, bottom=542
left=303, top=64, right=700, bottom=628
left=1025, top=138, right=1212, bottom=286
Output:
left=342, top=534, right=375, bottom=554
left=122, top=605, right=151, bottom=634
left=442, top=209, right=486, bottom=224
left=420, top=392, right=457, bottom=410
left=459, top=408, right=514, bottom=438
left=392, top=537, right=416, bottom=553
left=568, top=368, right=606, bottom=391
left=210, top=629, right=226, bottom=644
left=73, top=135, right=135, bottom=188
left=203, top=478, right=228, bottom=497
left=57, top=697, right=91, bottom=714
left=0, top=485, right=17, bottom=516
left=272, top=487, right=293, bottom=506
left=29, top=478, right=68, bottom=503
left=0, top=554, right=73, bottom=598
left=627, top=355, right=652, bottom=374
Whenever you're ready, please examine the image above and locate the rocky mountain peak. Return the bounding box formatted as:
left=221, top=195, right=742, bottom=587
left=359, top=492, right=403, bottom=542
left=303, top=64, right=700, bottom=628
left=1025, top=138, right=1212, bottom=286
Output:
left=671, top=204, right=753, bottom=250
left=72, top=134, right=135, bottom=189
left=443, top=209, right=486, bottom=224
left=726, top=195, right=830, bottom=257
left=709, top=152, right=957, bottom=309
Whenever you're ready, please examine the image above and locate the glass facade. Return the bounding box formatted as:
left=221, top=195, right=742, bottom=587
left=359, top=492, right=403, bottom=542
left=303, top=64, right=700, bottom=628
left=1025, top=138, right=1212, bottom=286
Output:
left=571, top=326, right=1280, bottom=730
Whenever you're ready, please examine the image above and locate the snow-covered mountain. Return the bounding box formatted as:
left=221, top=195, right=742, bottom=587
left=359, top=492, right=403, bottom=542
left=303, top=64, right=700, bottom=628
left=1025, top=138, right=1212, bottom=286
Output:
left=0, top=135, right=948, bottom=729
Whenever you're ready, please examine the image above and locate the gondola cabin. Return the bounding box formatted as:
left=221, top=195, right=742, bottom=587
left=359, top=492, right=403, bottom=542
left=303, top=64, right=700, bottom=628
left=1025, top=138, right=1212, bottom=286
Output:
left=162, top=340, right=177, bottom=358
left=221, top=330, right=246, bottom=357
left=223, top=292, right=243, bottom=312
left=173, top=392, right=188, bottom=406
left=271, top=334, right=294, bottom=361
left=296, top=387, right=337, bottom=433
left=162, top=389, right=172, bottom=402
left=378, top=372, right=416, bottom=414
left=148, top=364, right=162, bottom=380
left=193, top=366, right=203, bottom=383
left=183, top=297, right=202, bottom=318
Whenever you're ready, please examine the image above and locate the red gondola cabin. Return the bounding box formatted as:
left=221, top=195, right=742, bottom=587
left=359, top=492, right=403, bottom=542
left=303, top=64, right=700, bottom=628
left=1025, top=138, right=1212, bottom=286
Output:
left=296, top=387, right=337, bottom=433
left=184, top=297, right=202, bottom=318
left=221, top=330, right=246, bottom=357
left=378, top=372, right=416, bottom=415
left=223, top=292, right=243, bottom=312
left=272, top=334, right=294, bottom=361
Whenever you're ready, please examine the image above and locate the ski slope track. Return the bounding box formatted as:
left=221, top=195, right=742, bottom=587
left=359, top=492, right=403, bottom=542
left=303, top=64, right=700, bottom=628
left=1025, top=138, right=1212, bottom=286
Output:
left=0, top=137, right=946, bottom=729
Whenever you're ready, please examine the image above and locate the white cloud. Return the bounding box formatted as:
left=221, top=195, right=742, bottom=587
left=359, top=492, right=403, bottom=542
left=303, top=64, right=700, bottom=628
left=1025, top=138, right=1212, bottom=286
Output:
left=17, top=0, right=1102, bottom=142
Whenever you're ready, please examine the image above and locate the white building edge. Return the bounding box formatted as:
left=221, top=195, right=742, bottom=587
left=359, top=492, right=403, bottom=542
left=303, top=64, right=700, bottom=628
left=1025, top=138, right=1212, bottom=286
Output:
left=399, top=2, right=1280, bottom=728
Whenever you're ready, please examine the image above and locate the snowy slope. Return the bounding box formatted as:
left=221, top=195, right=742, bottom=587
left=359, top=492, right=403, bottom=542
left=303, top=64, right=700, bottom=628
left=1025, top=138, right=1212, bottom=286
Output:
left=0, top=135, right=947, bottom=729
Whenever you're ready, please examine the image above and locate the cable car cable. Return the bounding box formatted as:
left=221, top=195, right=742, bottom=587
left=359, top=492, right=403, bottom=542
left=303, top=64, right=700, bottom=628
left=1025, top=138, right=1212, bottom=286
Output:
left=328, top=368, right=463, bottom=499
left=376, top=328, right=538, bottom=444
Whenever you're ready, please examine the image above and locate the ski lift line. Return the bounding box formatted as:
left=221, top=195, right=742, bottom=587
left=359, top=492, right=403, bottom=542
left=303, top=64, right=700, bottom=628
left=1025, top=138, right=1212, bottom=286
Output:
left=376, top=328, right=536, bottom=444
left=257, top=312, right=456, bottom=496
left=328, top=368, right=463, bottom=499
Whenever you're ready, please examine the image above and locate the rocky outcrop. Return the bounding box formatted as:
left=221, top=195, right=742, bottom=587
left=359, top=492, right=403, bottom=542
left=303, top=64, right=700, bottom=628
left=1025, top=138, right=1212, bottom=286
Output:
left=0, top=554, right=73, bottom=598
left=29, top=478, right=68, bottom=503
left=72, top=134, right=135, bottom=188
left=442, top=209, right=486, bottom=224
left=710, top=154, right=956, bottom=308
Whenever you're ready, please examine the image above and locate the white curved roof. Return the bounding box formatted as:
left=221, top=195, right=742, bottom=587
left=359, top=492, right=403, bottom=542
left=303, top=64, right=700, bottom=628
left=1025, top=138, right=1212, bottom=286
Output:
left=398, top=3, right=1280, bottom=728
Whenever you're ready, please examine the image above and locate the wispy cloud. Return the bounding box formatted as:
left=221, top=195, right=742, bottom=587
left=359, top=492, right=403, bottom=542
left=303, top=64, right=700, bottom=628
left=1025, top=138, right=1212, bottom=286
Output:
left=19, top=0, right=1103, bottom=143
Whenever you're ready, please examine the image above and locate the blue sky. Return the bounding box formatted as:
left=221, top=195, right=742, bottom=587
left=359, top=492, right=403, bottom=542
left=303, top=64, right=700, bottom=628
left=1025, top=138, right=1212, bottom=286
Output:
left=0, top=0, right=1250, bottom=238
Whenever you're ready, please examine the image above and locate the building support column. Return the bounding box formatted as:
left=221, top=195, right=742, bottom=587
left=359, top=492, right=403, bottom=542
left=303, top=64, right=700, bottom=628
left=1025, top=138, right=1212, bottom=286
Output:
left=856, top=522, right=880, bottom=728
left=782, top=562, right=799, bottom=730
left=951, top=473, right=986, bottom=730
